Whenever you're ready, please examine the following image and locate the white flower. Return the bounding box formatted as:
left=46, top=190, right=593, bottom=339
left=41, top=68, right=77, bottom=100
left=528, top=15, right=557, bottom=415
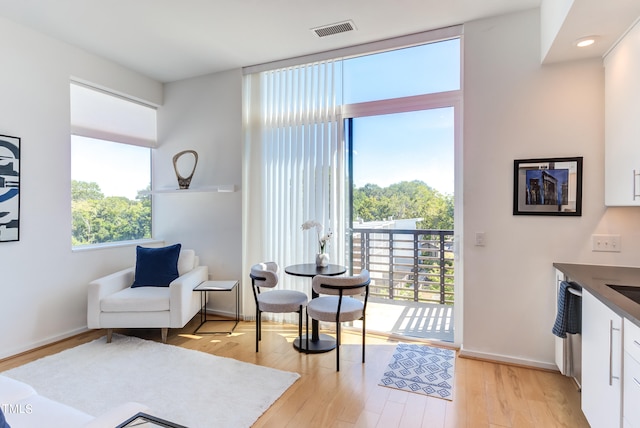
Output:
left=301, top=220, right=332, bottom=253
left=301, top=220, right=322, bottom=233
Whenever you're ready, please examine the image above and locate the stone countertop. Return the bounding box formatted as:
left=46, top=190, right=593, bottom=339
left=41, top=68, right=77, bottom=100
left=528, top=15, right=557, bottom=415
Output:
left=554, top=262, right=640, bottom=326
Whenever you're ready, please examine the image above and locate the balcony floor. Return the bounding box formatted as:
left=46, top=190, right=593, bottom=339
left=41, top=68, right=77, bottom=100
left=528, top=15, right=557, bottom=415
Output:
left=354, top=298, right=454, bottom=342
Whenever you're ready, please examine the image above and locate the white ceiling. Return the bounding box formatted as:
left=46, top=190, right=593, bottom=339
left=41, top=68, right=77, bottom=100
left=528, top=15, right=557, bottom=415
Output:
left=543, top=0, right=640, bottom=64
left=0, top=0, right=636, bottom=83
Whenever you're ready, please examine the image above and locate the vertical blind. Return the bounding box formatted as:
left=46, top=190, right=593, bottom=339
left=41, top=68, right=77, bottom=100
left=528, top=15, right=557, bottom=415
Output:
left=243, top=59, right=346, bottom=321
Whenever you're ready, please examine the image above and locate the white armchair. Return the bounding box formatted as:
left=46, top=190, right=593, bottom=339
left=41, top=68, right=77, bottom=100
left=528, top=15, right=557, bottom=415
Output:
left=87, top=248, right=208, bottom=343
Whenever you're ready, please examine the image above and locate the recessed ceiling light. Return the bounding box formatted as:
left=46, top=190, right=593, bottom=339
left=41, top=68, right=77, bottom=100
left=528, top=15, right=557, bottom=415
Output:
left=575, top=36, right=598, bottom=48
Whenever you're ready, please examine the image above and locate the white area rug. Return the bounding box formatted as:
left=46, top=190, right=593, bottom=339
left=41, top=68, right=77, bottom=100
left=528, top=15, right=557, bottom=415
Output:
left=379, top=343, right=455, bottom=400
left=3, top=335, right=300, bottom=427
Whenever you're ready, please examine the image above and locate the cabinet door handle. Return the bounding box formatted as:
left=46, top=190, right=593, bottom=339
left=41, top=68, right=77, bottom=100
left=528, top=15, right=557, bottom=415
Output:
left=610, top=321, right=621, bottom=385
left=634, top=170, right=640, bottom=200
left=634, top=377, right=640, bottom=388
left=634, top=339, right=640, bottom=348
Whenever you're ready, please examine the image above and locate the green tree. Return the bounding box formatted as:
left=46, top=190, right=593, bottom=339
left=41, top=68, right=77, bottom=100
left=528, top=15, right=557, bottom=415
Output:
left=71, top=180, right=104, bottom=201
left=71, top=181, right=151, bottom=245
left=353, top=180, right=453, bottom=230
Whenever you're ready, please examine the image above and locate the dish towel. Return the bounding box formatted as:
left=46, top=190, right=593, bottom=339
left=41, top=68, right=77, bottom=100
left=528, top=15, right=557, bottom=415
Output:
left=552, top=280, right=582, bottom=338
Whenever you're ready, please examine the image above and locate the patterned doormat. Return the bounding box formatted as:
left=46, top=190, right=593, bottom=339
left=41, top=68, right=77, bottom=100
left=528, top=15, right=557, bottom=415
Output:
left=379, top=343, right=456, bottom=400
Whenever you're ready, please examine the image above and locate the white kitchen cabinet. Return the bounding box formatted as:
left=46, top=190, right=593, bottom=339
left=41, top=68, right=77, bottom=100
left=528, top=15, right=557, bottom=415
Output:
left=624, top=318, right=640, bottom=428
left=604, top=19, right=640, bottom=206
left=582, top=289, right=622, bottom=428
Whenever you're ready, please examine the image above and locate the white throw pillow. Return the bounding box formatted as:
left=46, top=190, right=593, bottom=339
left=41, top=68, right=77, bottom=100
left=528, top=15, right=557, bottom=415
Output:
left=177, top=249, right=195, bottom=276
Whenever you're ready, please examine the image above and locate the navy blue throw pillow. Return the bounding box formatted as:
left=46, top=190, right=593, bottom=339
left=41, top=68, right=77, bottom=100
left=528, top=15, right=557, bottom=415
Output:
left=0, top=406, right=10, bottom=428
left=131, top=243, right=182, bottom=288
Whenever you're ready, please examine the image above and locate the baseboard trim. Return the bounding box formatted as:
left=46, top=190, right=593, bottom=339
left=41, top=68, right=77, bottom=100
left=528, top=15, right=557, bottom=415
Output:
left=0, top=327, right=89, bottom=361
left=459, top=346, right=559, bottom=372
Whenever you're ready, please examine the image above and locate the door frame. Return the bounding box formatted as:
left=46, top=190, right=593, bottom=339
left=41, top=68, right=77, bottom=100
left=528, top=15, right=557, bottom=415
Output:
left=340, top=90, right=463, bottom=346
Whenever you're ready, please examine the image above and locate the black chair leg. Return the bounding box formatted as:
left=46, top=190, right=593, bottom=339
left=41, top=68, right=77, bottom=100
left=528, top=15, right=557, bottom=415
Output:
left=305, top=309, right=309, bottom=353
left=298, top=306, right=303, bottom=346
left=336, top=322, right=341, bottom=371
left=256, top=309, right=260, bottom=352
left=362, top=315, right=366, bottom=363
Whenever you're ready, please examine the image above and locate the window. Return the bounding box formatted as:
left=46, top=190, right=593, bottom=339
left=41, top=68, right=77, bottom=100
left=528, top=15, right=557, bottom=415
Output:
left=243, top=33, right=461, bottom=335
left=342, top=38, right=460, bottom=104
left=243, top=34, right=461, bottom=271
left=70, top=83, right=157, bottom=247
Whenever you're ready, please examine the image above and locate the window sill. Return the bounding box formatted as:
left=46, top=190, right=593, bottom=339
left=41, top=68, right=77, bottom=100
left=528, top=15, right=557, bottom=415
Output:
left=72, top=238, right=164, bottom=252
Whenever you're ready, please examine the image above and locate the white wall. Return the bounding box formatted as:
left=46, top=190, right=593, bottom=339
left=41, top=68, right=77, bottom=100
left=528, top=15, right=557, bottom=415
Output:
left=155, top=71, right=243, bottom=317
left=462, top=9, right=640, bottom=368
left=0, top=14, right=244, bottom=359
left=540, top=0, right=574, bottom=62
left=0, top=17, right=163, bottom=359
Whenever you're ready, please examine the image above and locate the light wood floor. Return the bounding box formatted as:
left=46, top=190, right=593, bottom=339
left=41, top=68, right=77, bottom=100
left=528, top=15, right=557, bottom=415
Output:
left=0, top=319, right=589, bottom=428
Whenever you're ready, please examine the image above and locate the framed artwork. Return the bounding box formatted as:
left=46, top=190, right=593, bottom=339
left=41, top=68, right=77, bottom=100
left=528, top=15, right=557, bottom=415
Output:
left=513, top=156, right=583, bottom=216
left=0, top=134, right=20, bottom=241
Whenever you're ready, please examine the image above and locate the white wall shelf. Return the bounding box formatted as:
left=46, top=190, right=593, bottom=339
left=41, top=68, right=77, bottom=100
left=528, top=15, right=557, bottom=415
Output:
left=142, top=185, right=236, bottom=194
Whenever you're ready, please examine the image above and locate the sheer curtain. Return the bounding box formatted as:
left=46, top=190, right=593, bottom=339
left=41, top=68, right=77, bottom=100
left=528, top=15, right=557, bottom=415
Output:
left=242, top=60, right=346, bottom=322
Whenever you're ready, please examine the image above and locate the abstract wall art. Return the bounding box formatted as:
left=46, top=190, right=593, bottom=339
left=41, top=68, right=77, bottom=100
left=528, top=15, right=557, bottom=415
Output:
left=513, top=156, right=583, bottom=216
left=0, top=134, right=20, bottom=241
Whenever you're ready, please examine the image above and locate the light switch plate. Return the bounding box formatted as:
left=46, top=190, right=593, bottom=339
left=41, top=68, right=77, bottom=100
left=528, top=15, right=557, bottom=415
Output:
left=592, top=234, right=621, bottom=252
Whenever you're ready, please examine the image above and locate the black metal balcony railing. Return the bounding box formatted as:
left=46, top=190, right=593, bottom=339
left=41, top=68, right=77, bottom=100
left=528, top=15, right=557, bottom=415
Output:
left=352, top=229, right=454, bottom=305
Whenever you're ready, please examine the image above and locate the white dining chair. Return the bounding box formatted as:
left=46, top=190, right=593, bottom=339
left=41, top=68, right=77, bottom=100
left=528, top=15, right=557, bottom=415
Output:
left=249, top=262, right=308, bottom=352
left=306, top=269, right=370, bottom=371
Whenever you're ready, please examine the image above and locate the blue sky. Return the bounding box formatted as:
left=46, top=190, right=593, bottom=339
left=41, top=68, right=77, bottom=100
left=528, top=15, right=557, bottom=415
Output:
left=344, top=39, right=459, bottom=195
left=71, top=136, right=150, bottom=199
left=351, top=108, right=455, bottom=195
left=343, top=39, right=460, bottom=105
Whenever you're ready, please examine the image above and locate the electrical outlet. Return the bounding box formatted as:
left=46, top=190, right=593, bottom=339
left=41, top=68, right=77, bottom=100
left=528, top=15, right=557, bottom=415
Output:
left=475, top=232, right=486, bottom=246
left=592, top=234, right=621, bottom=252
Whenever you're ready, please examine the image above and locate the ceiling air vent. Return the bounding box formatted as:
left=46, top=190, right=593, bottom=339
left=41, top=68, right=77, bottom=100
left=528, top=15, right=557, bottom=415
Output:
left=312, top=20, right=356, bottom=38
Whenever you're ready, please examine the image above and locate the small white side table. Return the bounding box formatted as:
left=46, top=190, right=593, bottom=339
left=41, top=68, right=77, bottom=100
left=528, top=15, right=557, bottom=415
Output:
left=193, top=280, right=239, bottom=334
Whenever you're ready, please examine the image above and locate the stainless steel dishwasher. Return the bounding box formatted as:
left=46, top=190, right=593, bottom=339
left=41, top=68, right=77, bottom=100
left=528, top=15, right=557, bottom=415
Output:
left=554, top=277, right=582, bottom=389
